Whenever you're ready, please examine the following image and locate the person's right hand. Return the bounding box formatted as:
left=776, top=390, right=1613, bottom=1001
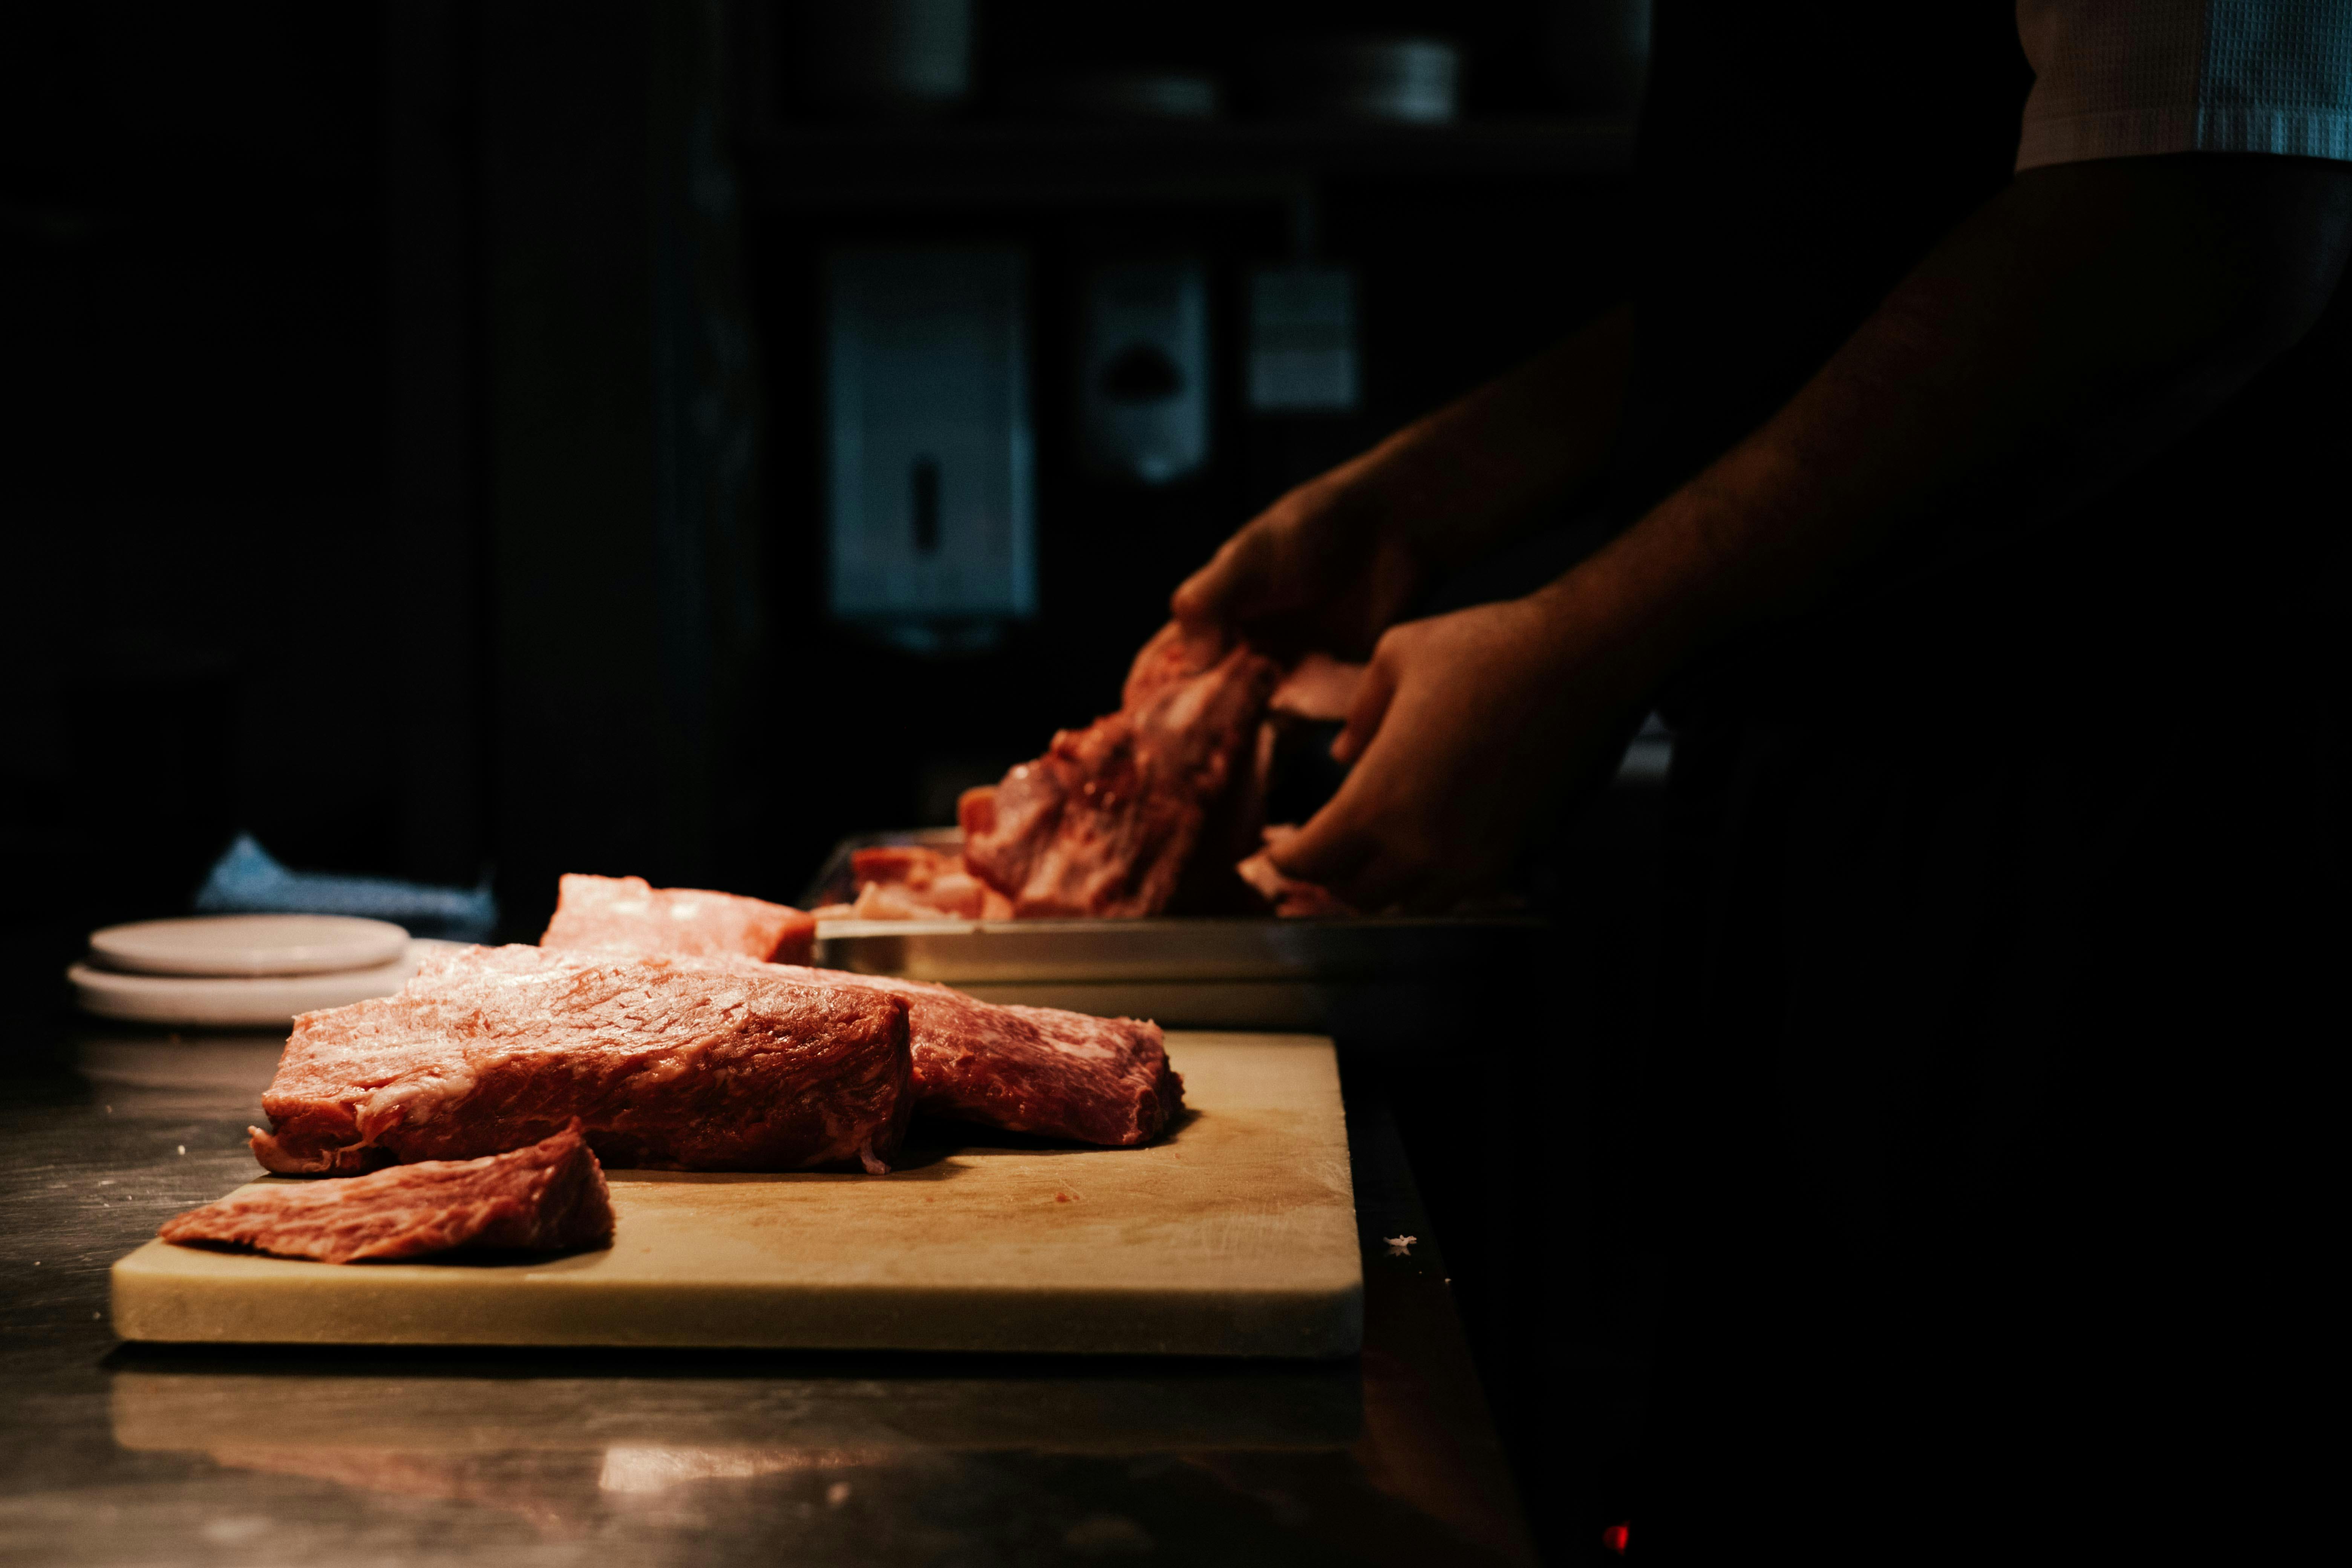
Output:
left=1168, top=449, right=1432, bottom=660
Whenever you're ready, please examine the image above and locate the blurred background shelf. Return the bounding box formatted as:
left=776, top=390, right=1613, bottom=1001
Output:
left=738, top=117, right=1636, bottom=208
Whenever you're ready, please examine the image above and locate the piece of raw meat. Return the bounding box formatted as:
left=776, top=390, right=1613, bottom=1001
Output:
left=163, top=1122, right=614, bottom=1264
left=959, top=622, right=1282, bottom=916
left=760, top=963, right=1183, bottom=1146
left=841, top=845, right=1014, bottom=920
left=1121, top=617, right=1237, bottom=707
left=850, top=844, right=955, bottom=887
left=541, top=873, right=816, bottom=964
left=250, top=945, right=912, bottom=1177
left=529, top=884, right=1183, bottom=1144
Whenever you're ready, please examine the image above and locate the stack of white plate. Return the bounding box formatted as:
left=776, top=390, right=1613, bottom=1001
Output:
left=68, top=915, right=449, bottom=1029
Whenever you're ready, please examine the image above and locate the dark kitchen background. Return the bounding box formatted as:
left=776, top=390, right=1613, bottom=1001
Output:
left=3, top=3, right=1654, bottom=1555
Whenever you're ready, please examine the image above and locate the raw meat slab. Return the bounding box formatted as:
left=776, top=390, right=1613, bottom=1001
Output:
left=253, top=946, right=911, bottom=1176
left=529, top=896, right=1183, bottom=1145
left=112, top=1034, right=1361, bottom=1358
left=758, top=962, right=1181, bottom=1147
left=542, top=874, right=816, bottom=964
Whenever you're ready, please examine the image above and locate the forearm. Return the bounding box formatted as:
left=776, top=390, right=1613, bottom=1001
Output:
left=1533, top=156, right=2352, bottom=702
left=1332, top=302, right=1637, bottom=572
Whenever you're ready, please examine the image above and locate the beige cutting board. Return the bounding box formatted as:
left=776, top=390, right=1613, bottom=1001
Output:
left=111, top=1033, right=1362, bottom=1358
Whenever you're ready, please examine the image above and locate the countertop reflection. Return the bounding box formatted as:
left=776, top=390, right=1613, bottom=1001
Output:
left=1, top=1027, right=1533, bottom=1565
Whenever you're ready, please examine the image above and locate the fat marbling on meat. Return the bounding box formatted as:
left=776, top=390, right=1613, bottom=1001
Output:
left=164, top=1122, right=614, bottom=1264
left=544, top=879, right=1186, bottom=1146
left=250, top=945, right=912, bottom=1177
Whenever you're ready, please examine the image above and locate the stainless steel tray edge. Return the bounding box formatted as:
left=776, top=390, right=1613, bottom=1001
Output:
left=814, top=915, right=1551, bottom=985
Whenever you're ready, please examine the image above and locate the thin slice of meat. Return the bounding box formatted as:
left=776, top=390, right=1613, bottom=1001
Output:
left=541, top=873, right=816, bottom=964
left=162, top=1122, right=614, bottom=1264
left=959, top=622, right=1282, bottom=917
left=250, top=945, right=912, bottom=1177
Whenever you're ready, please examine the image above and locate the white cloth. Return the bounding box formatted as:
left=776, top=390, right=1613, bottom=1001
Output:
left=2015, top=0, right=2352, bottom=170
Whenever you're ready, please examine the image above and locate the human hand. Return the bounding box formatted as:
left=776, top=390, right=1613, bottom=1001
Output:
left=1169, top=451, right=1431, bottom=660
left=1265, top=588, right=1646, bottom=913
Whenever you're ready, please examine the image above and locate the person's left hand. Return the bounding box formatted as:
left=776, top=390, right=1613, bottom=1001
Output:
left=1263, top=589, right=1646, bottom=913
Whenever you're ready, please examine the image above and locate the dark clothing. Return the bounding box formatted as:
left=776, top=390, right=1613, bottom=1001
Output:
left=1639, top=665, right=2345, bottom=1558
left=1615, top=3, right=2348, bottom=1557
left=1611, top=3, right=2031, bottom=541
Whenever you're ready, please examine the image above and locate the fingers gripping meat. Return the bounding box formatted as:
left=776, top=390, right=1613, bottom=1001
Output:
left=1236, top=825, right=1358, bottom=918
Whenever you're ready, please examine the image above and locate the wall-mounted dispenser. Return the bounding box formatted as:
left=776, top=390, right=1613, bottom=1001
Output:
left=1078, top=259, right=1210, bottom=485
left=825, top=247, right=1035, bottom=651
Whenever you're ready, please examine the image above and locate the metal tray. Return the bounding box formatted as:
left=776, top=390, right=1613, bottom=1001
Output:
left=815, top=914, right=1544, bottom=985
left=806, top=830, right=1550, bottom=1034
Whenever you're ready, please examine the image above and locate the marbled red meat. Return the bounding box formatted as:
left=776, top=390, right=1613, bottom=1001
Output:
left=959, top=622, right=1282, bottom=916
left=163, top=1122, right=614, bottom=1264
left=761, top=963, right=1182, bottom=1146
left=531, top=887, right=1178, bottom=1144
left=573, top=950, right=1183, bottom=1148
left=541, top=874, right=816, bottom=964
left=250, top=945, right=912, bottom=1177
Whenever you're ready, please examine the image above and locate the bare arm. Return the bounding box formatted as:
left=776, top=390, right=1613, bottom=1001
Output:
left=1171, top=304, right=1636, bottom=657
left=1280, top=154, right=2352, bottom=910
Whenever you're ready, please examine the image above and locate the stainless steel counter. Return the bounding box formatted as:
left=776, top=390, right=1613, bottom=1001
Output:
left=0, top=1026, right=1536, bottom=1565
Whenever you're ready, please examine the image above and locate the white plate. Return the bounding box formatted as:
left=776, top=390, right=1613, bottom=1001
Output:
left=87, top=915, right=411, bottom=977
left=68, top=940, right=452, bottom=1028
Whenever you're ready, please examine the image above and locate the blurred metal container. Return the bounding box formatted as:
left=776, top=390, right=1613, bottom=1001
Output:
left=1254, top=37, right=1462, bottom=126
left=793, top=0, right=974, bottom=118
